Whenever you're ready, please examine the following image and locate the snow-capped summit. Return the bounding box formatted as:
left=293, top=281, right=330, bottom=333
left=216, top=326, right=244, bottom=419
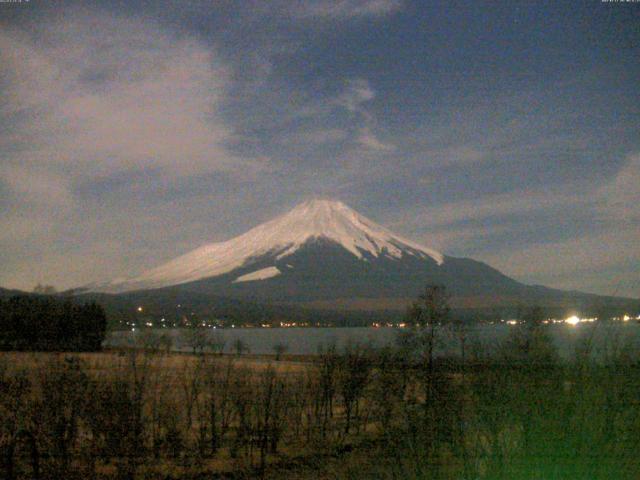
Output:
left=94, top=199, right=443, bottom=293
left=250, top=199, right=443, bottom=263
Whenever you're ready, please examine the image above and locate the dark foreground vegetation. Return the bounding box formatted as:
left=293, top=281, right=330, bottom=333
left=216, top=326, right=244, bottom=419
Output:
left=0, top=296, right=107, bottom=351
left=1, top=288, right=639, bottom=479
left=1, top=332, right=639, bottom=478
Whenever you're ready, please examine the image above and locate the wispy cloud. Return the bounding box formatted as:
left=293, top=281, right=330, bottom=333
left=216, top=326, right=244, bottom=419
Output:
left=0, top=11, right=262, bottom=289
left=419, top=224, right=510, bottom=254
left=0, top=12, right=250, bottom=211
left=480, top=226, right=640, bottom=297
left=356, top=126, right=396, bottom=152
left=596, top=152, right=640, bottom=224
left=393, top=153, right=640, bottom=296
left=335, top=79, right=396, bottom=153
left=265, top=77, right=395, bottom=155
left=422, top=146, right=485, bottom=167
left=291, top=0, right=403, bottom=20
left=392, top=188, right=587, bottom=230
left=278, top=128, right=348, bottom=146
left=336, top=78, right=376, bottom=112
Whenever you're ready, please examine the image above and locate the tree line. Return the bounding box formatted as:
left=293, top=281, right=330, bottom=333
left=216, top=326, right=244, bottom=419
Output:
left=0, top=295, right=107, bottom=352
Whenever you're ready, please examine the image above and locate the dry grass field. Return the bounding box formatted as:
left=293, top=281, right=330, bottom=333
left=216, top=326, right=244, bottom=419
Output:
left=2, top=326, right=640, bottom=480
left=1, top=348, right=380, bottom=479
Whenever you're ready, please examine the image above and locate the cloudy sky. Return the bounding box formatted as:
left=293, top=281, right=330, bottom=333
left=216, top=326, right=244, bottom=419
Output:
left=1, top=0, right=638, bottom=297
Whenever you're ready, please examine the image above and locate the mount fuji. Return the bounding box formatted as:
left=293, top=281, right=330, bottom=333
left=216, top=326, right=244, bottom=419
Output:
left=95, top=199, right=444, bottom=294
left=84, top=199, right=635, bottom=316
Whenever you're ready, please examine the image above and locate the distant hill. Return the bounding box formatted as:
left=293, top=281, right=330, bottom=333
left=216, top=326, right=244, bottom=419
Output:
left=0, top=287, right=29, bottom=298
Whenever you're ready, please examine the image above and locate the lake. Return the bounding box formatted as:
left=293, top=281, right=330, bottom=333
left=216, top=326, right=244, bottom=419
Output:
left=106, top=321, right=640, bottom=361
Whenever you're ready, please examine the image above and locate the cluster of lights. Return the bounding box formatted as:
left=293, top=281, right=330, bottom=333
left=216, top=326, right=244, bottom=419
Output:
left=279, top=321, right=298, bottom=327
left=124, top=308, right=638, bottom=331
left=371, top=322, right=397, bottom=328
left=541, top=319, right=572, bottom=325
left=500, top=314, right=638, bottom=327
left=500, top=319, right=521, bottom=325
left=564, top=315, right=610, bottom=326
left=605, top=314, right=638, bottom=322
left=554, top=315, right=597, bottom=326
left=565, top=315, right=581, bottom=326
left=501, top=316, right=600, bottom=326
left=274, top=321, right=309, bottom=328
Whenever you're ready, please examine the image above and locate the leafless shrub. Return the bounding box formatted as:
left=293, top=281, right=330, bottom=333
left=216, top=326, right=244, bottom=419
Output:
left=0, top=362, right=35, bottom=480
left=272, top=342, right=288, bottom=361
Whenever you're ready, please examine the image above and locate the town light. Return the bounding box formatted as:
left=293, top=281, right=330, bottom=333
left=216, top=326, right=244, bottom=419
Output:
left=565, top=315, right=580, bottom=326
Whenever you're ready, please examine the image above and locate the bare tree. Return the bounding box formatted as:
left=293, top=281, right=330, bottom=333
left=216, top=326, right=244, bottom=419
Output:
left=118, top=350, right=152, bottom=479
left=159, top=332, right=174, bottom=354
left=179, top=356, right=210, bottom=462
left=315, top=343, right=338, bottom=440
left=181, top=326, right=210, bottom=355
left=406, top=285, right=451, bottom=375
left=0, top=365, right=35, bottom=480
left=402, top=285, right=452, bottom=451
left=233, top=338, right=249, bottom=356
left=337, top=341, right=371, bottom=434
left=37, top=356, right=90, bottom=477
left=253, top=365, right=286, bottom=473
left=500, top=306, right=558, bottom=366
left=210, top=331, right=226, bottom=355
left=369, top=346, right=407, bottom=435
left=450, top=315, right=469, bottom=369
left=272, top=342, right=288, bottom=361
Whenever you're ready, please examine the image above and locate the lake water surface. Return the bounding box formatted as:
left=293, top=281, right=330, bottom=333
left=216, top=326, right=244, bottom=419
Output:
left=106, top=322, right=640, bottom=361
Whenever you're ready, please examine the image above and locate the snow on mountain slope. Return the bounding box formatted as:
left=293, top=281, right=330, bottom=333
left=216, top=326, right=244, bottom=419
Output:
left=233, top=266, right=281, bottom=283
left=95, top=199, right=444, bottom=292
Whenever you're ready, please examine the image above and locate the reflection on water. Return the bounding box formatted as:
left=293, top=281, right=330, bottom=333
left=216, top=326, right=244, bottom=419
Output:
left=106, top=322, right=640, bottom=360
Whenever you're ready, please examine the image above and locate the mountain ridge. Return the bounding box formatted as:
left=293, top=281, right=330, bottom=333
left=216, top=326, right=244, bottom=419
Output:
left=80, top=199, right=638, bottom=316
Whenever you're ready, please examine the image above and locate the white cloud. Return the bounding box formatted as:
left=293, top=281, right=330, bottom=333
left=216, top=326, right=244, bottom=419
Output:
left=481, top=226, right=639, bottom=294
left=392, top=188, right=586, bottom=230
left=0, top=11, right=271, bottom=290
left=0, top=12, right=246, bottom=210
left=597, top=153, right=640, bottom=223
left=390, top=154, right=640, bottom=297
left=356, top=126, right=396, bottom=152
left=424, top=146, right=485, bottom=167
left=399, top=153, right=640, bottom=233
left=0, top=164, right=73, bottom=209
left=336, top=78, right=375, bottom=112
left=419, top=224, right=510, bottom=254
left=331, top=78, right=397, bottom=153
left=279, top=128, right=348, bottom=145
left=292, top=0, right=402, bottom=20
